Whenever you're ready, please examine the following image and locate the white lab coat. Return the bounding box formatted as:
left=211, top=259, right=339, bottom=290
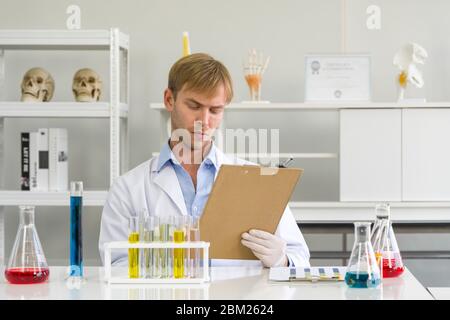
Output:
left=99, top=147, right=310, bottom=267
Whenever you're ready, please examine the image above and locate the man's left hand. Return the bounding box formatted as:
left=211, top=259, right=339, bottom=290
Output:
left=241, top=229, right=288, bottom=267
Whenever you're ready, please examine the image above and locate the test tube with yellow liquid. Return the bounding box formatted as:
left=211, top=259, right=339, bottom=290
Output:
left=128, top=217, right=139, bottom=278
left=174, top=216, right=189, bottom=279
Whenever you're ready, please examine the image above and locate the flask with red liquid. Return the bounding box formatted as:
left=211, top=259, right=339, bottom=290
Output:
left=371, top=204, right=404, bottom=278
left=4, top=205, right=50, bottom=284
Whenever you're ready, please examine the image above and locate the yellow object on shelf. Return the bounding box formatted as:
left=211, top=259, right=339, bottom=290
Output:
left=182, top=31, right=191, bottom=57
left=398, top=71, right=408, bottom=88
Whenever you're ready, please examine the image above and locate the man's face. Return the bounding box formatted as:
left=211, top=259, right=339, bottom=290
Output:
left=164, top=84, right=227, bottom=151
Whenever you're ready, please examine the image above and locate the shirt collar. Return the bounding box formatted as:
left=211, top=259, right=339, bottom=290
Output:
left=203, top=143, right=218, bottom=170
left=156, top=141, right=218, bottom=172
left=156, top=141, right=173, bottom=172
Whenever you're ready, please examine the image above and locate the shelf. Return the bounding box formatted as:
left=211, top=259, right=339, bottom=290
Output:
left=291, top=201, right=450, bottom=223
left=150, top=102, right=450, bottom=111
left=0, top=29, right=129, bottom=50
left=151, top=152, right=337, bottom=159
left=0, top=102, right=128, bottom=118
left=0, top=190, right=108, bottom=206
left=1, top=192, right=448, bottom=222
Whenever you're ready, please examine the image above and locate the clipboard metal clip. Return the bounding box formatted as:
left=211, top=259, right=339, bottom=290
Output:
left=278, top=157, right=294, bottom=168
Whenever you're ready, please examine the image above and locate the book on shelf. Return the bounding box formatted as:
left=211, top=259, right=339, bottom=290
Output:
left=20, top=128, right=69, bottom=192
left=20, top=132, right=30, bottom=190
left=29, top=132, right=38, bottom=191
left=37, top=128, right=49, bottom=191
left=49, top=128, right=68, bottom=191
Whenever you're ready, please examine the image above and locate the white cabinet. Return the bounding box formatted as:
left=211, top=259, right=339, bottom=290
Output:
left=341, top=108, right=450, bottom=202
left=402, top=109, right=450, bottom=201
left=340, top=109, right=402, bottom=201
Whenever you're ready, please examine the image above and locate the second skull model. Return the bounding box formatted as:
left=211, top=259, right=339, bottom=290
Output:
left=72, top=68, right=102, bottom=102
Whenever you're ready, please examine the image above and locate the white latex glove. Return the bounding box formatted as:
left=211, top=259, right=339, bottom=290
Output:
left=241, top=229, right=288, bottom=268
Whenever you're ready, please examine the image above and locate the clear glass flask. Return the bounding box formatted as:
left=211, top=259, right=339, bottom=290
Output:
left=371, top=204, right=404, bottom=278
left=5, top=206, right=50, bottom=284
left=345, top=222, right=381, bottom=288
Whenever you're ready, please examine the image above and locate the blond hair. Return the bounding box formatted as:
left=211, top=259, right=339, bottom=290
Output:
left=168, top=53, right=233, bottom=103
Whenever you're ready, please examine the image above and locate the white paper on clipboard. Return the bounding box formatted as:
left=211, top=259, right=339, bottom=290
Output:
left=269, top=266, right=347, bottom=282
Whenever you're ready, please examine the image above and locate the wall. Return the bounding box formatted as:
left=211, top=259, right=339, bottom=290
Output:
left=0, top=0, right=449, bottom=287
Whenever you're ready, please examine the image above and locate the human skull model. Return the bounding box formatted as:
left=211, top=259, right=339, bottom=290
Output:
left=72, top=68, right=102, bottom=102
left=20, top=67, right=55, bottom=102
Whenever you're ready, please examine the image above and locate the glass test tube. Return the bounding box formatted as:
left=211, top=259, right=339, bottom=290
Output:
left=144, top=215, right=160, bottom=278
left=159, top=216, right=174, bottom=278
left=189, top=217, right=201, bottom=278
left=174, top=216, right=189, bottom=279
left=69, top=181, right=83, bottom=278
left=184, top=216, right=191, bottom=278
left=128, top=217, right=139, bottom=278
left=138, top=209, right=148, bottom=278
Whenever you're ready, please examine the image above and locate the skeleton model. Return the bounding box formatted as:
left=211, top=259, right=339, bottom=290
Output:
left=243, top=49, right=270, bottom=102
left=20, top=67, right=55, bottom=102
left=393, top=43, right=428, bottom=101
left=72, top=68, right=102, bottom=102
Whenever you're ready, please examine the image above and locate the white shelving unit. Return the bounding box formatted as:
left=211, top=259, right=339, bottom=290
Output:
left=0, top=29, right=130, bottom=265
left=0, top=102, right=128, bottom=118
left=152, top=152, right=338, bottom=159
left=149, top=101, right=450, bottom=223
left=150, top=101, right=450, bottom=111
left=0, top=190, right=108, bottom=206
left=149, top=102, right=341, bottom=160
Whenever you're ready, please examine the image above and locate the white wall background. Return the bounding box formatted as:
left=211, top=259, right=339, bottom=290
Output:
left=1, top=0, right=449, bottom=285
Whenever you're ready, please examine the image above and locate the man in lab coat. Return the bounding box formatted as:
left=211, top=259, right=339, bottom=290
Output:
left=99, top=53, right=310, bottom=267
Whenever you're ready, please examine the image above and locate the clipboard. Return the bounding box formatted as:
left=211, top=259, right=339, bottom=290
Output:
left=200, top=164, right=303, bottom=260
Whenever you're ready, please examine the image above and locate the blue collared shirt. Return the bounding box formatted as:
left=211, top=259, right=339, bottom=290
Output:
left=156, top=142, right=218, bottom=220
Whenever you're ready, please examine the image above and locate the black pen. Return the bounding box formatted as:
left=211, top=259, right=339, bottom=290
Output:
left=277, top=157, right=294, bottom=168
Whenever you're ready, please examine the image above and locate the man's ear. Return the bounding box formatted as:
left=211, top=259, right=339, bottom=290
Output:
left=164, top=88, right=175, bottom=112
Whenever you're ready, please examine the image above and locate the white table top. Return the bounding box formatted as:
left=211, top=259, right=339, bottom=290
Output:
left=427, top=287, right=450, bottom=300
left=0, top=266, right=432, bottom=300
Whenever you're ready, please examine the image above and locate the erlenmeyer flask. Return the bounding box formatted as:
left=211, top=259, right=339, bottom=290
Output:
left=5, top=206, right=49, bottom=284
left=371, top=204, right=389, bottom=278
left=371, top=204, right=404, bottom=278
left=345, top=222, right=381, bottom=288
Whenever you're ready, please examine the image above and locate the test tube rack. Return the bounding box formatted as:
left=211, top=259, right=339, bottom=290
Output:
left=103, top=241, right=210, bottom=284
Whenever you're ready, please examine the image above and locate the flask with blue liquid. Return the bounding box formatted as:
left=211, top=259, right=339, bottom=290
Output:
left=345, top=222, right=381, bottom=288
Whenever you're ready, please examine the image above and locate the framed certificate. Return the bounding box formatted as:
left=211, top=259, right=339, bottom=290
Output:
left=304, top=54, right=371, bottom=102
